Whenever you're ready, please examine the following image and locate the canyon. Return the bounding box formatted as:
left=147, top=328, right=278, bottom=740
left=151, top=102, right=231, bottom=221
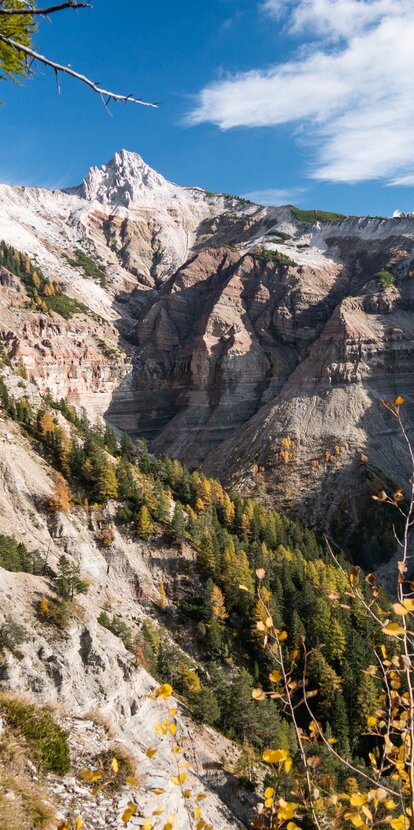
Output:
left=1, top=150, right=414, bottom=544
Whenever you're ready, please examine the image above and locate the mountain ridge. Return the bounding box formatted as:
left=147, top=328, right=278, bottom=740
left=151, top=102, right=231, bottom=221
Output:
left=0, top=150, right=414, bottom=549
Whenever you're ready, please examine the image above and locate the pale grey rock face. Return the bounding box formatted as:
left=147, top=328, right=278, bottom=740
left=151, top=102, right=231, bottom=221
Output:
left=0, top=419, right=248, bottom=829
left=1, top=149, right=414, bottom=536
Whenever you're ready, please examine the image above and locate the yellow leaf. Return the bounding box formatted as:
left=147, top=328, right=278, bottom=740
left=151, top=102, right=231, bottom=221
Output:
left=383, top=622, right=405, bottom=636
left=143, top=820, right=152, bottom=830
left=347, top=816, right=365, bottom=828
left=269, top=671, right=282, bottom=683
left=122, top=803, right=137, bottom=824
left=284, top=757, right=293, bottom=773
left=169, top=708, right=178, bottom=716
left=252, top=688, right=266, bottom=700
left=263, top=748, right=288, bottom=764
left=111, top=757, right=119, bottom=774
left=194, top=807, right=202, bottom=819
left=256, top=568, right=266, bottom=579
left=197, top=793, right=207, bottom=801
left=146, top=747, right=157, bottom=758
left=392, top=602, right=409, bottom=616
left=156, top=683, right=173, bottom=699
left=80, top=769, right=102, bottom=783
left=394, top=396, right=405, bottom=407
left=256, top=621, right=266, bottom=632
left=403, top=598, right=414, bottom=612
left=169, top=722, right=177, bottom=736
left=127, top=776, right=139, bottom=787
left=390, top=817, right=410, bottom=830
left=75, top=820, right=83, bottom=830
left=350, top=794, right=367, bottom=807
left=152, top=788, right=166, bottom=795
left=367, top=716, right=377, bottom=728
left=264, top=787, right=275, bottom=798
left=278, top=631, right=288, bottom=641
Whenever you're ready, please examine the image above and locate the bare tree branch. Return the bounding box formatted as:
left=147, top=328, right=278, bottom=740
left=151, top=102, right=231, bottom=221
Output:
left=0, top=2, right=91, bottom=15
left=0, top=32, right=158, bottom=107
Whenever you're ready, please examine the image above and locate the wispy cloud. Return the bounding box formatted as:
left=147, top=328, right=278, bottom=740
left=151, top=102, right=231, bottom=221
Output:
left=188, top=0, right=414, bottom=185
left=243, top=186, right=305, bottom=205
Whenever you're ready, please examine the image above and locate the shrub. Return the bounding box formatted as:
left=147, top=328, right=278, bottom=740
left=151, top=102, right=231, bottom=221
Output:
left=36, top=595, right=71, bottom=630
left=0, top=619, right=27, bottom=658
left=376, top=268, right=396, bottom=290
left=98, top=612, right=134, bottom=652
left=0, top=695, right=70, bottom=774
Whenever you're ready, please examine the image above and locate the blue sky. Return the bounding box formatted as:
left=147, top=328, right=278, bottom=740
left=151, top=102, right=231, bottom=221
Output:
left=1, top=0, right=413, bottom=216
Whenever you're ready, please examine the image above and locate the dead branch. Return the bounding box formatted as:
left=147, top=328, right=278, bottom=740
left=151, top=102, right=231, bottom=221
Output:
left=0, top=32, right=157, bottom=107
left=0, top=2, right=91, bottom=15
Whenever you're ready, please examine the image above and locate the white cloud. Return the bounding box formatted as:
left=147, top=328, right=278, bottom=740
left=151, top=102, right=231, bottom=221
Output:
left=188, top=0, right=414, bottom=184
left=262, top=0, right=408, bottom=40
left=242, top=187, right=305, bottom=204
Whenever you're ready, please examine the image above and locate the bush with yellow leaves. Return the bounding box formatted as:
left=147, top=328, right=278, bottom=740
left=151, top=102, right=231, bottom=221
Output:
left=248, top=396, right=414, bottom=829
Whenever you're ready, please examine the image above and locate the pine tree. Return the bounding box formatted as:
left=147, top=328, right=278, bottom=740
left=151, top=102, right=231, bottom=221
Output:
left=169, top=502, right=186, bottom=545
left=56, top=555, right=89, bottom=601
left=120, top=431, right=136, bottom=462
left=104, top=425, right=119, bottom=456
left=96, top=458, right=118, bottom=502
left=192, top=687, right=220, bottom=725
left=331, top=691, right=350, bottom=756
left=152, top=480, right=171, bottom=523
left=136, top=505, right=154, bottom=540
left=49, top=473, right=70, bottom=513
left=211, top=584, right=228, bottom=622
left=116, top=457, right=137, bottom=500
left=39, top=410, right=55, bottom=436
left=157, top=580, right=167, bottom=611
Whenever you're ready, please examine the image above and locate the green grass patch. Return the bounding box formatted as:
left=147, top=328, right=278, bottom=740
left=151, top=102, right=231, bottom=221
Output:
left=376, top=269, right=396, bottom=290
left=0, top=240, right=88, bottom=319
left=290, top=206, right=347, bottom=225
left=267, top=229, right=292, bottom=241
left=66, top=249, right=107, bottom=288
left=253, top=248, right=297, bottom=267
left=0, top=696, right=70, bottom=774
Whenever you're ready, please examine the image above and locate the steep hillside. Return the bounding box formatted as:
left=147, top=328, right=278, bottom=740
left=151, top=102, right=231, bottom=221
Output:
left=1, top=150, right=414, bottom=548
left=0, top=356, right=392, bottom=828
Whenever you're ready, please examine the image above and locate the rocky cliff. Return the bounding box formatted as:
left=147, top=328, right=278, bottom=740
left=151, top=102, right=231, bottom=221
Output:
left=1, top=150, right=414, bottom=544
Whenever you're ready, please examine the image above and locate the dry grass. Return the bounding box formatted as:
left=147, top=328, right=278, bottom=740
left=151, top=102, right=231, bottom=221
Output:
left=84, top=707, right=116, bottom=738
left=0, top=731, right=56, bottom=830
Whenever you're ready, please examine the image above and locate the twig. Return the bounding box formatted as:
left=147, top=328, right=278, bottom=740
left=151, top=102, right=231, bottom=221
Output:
left=0, top=32, right=157, bottom=108
left=0, top=2, right=91, bottom=15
